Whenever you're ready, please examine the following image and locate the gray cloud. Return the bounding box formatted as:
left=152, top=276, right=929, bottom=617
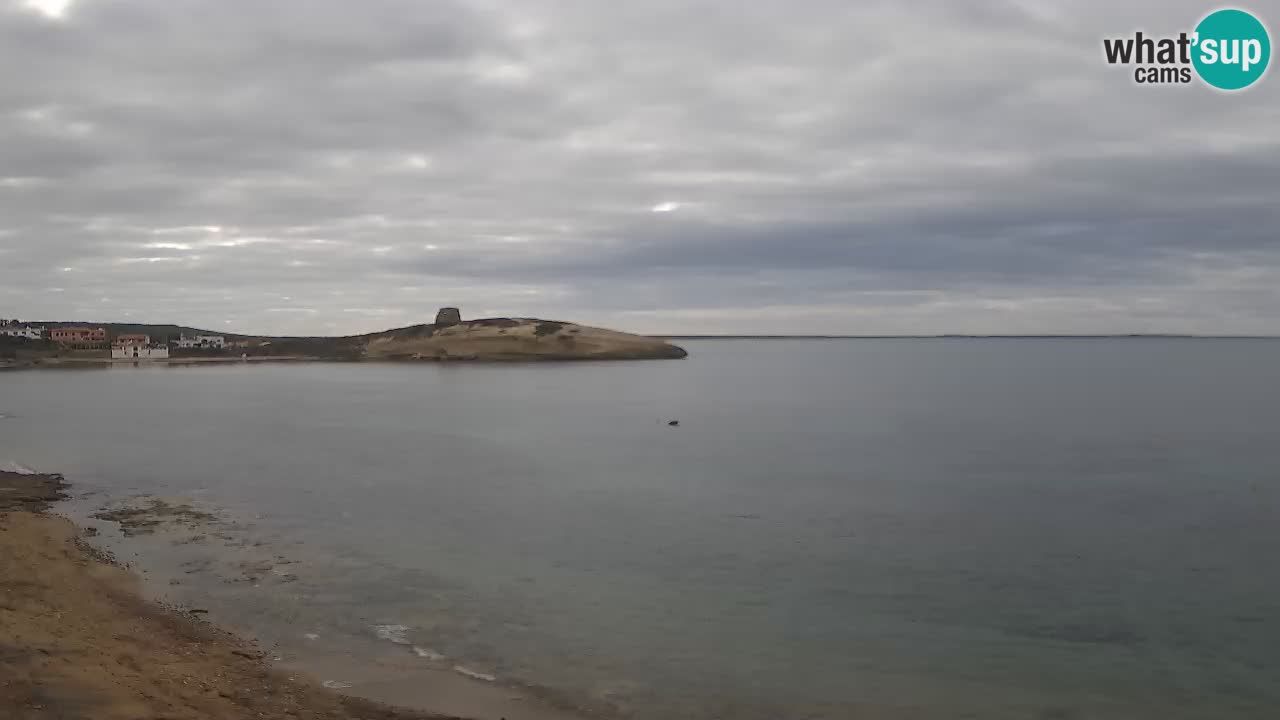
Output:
left=1, top=0, right=1278, bottom=335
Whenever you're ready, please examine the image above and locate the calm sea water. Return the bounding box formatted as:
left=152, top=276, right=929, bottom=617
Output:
left=4, top=339, right=1280, bottom=719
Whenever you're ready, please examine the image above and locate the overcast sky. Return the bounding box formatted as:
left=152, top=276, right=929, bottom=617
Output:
left=1, top=0, right=1277, bottom=335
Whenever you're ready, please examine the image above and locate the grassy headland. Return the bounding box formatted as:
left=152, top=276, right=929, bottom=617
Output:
left=0, top=316, right=687, bottom=368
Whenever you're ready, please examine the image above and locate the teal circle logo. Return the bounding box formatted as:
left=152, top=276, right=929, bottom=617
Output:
left=1193, top=9, right=1271, bottom=90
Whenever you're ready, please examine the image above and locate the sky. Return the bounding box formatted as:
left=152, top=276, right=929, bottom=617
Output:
left=1, top=0, right=1278, bottom=336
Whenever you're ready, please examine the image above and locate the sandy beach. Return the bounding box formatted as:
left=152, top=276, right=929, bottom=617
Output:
left=0, top=470, right=590, bottom=720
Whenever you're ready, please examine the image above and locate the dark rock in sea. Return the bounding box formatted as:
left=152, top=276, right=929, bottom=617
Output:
left=434, top=307, right=462, bottom=326
left=668, top=420, right=680, bottom=426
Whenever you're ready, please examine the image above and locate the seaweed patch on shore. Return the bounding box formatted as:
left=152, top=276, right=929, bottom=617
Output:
left=92, top=497, right=220, bottom=536
left=0, top=470, right=68, bottom=511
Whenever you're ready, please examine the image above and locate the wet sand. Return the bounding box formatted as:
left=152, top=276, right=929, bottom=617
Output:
left=0, top=470, right=591, bottom=720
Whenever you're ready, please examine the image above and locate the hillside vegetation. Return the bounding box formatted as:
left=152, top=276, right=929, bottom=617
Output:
left=363, top=317, right=687, bottom=361
left=6, top=317, right=686, bottom=363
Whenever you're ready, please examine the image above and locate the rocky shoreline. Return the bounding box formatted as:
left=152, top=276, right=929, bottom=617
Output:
left=0, top=470, right=460, bottom=720
left=1, top=469, right=602, bottom=720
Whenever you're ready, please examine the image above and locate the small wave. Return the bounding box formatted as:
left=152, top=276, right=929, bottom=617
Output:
left=321, top=680, right=353, bottom=689
left=411, top=646, right=445, bottom=660
left=372, top=623, right=411, bottom=645
left=453, top=665, right=497, bottom=682
left=1, top=461, right=39, bottom=475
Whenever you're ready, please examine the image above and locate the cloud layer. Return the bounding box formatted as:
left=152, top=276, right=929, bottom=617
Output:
left=2, top=0, right=1278, bottom=335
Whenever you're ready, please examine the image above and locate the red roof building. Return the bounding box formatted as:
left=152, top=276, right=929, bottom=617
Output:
left=112, top=334, right=151, bottom=347
left=50, top=326, right=107, bottom=349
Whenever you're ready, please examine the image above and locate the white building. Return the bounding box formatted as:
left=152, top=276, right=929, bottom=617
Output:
left=0, top=323, right=46, bottom=340
left=175, top=334, right=226, bottom=349
left=112, top=344, right=170, bottom=360
left=112, top=334, right=170, bottom=360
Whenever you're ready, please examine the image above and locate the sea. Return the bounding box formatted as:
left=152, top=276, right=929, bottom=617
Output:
left=3, top=338, right=1280, bottom=719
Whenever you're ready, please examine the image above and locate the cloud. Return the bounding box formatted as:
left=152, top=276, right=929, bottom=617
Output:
left=19, top=0, right=72, bottom=20
left=0, top=0, right=1277, bottom=335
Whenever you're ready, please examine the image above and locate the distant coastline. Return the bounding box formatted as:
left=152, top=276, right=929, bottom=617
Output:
left=659, top=334, right=1280, bottom=340
left=0, top=309, right=688, bottom=368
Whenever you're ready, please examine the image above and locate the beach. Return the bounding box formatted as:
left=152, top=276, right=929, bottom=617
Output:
left=0, top=355, right=319, bottom=371
left=0, top=470, right=587, bottom=720
left=0, top=471, right=444, bottom=720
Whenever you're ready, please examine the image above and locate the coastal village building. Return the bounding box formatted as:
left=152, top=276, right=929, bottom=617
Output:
left=111, top=334, right=170, bottom=360
left=49, top=326, right=106, bottom=349
left=175, top=334, right=226, bottom=349
left=112, top=345, right=170, bottom=360
left=0, top=321, right=46, bottom=340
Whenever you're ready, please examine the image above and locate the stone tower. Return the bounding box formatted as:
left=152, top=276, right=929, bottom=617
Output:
left=434, top=307, right=462, bottom=326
